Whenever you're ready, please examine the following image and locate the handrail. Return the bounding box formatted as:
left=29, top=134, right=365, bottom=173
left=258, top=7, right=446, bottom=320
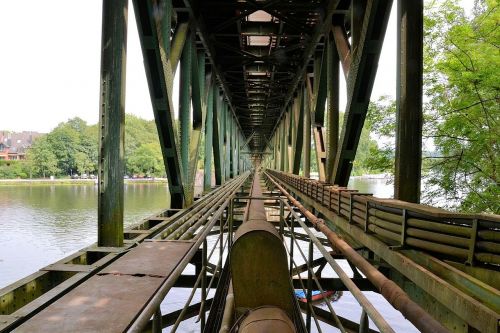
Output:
left=266, top=170, right=450, bottom=333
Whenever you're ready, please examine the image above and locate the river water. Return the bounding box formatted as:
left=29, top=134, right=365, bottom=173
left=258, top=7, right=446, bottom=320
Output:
left=0, top=177, right=418, bottom=332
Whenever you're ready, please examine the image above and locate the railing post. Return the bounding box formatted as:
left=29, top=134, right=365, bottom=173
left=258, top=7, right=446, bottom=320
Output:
left=228, top=199, right=234, bottom=254
left=306, top=239, right=313, bottom=332
left=152, top=307, right=162, bottom=333
left=279, top=199, right=284, bottom=236
left=201, top=239, right=207, bottom=331
left=467, top=218, right=479, bottom=265
left=289, top=214, right=294, bottom=276
left=359, top=309, right=369, bottom=333
left=400, top=208, right=408, bottom=247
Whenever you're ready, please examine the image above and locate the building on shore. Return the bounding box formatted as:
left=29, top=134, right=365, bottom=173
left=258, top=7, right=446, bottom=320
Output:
left=0, top=131, right=43, bottom=160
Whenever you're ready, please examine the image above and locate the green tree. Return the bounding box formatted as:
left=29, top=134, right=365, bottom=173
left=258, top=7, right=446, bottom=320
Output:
left=27, top=137, right=59, bottom=178
left=74, top=151, right=94, bottom=175
left=423, top=0, right=499, bottom=213
left=126, top=143, right=163, bottom=176
left=124, top=114, right=164, bottom=176
left=362, top=97, right=396, bottom=174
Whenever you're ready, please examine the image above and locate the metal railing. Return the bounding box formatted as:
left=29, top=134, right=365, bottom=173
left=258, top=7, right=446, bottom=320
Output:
left=267, top=169, right=500, bottom=267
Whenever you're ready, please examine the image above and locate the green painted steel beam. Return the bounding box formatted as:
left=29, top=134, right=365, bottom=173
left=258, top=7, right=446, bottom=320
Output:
left=180, top=32, right=192, bottom=189
left=203, top=80, right=214, bottom=192
left=307, top=65, right=327, bottom=181
left=313, top=50, right=327, bottom=126
left=186, top=46, right=207, bottom=206
left=280, top=121, right=286, bottom=171
left=224, top=105, right=231, bottom=180
left=303, top=84, right=311, bottom=178
left=292, top=90, right=304, bottom=174
left=132, top=0, right=185, bottom=208
left=97, top=0, right=128, bottom=247
left=212, top=92, right=222, bottom=185
left=269, top=0, right=343, bottom=138
left=182, top=0, right=246, bottom=142
left=332, top=0, right=393, bottom=186
left=394, top=0, right=423, bottom=203
left=170, top=22, right=190, bottom=75
left=326, top=32, right=340, bottom=184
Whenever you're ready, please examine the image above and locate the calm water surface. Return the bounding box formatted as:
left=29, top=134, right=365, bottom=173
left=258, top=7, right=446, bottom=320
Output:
left=0, top=183, right=171, bottom=287
left=0, top=177, right=417, bottom=332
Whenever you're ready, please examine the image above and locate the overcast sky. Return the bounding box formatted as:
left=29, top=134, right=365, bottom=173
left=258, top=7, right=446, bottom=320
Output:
left=0, top=1, right=472, bottom=133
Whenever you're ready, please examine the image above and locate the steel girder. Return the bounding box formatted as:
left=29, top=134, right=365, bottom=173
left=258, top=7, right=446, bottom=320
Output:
left=265, top=0, right=394, bottom=189
left=97, top=0, right=128, bottom=247
left=134, top=0, right=250, bottom=207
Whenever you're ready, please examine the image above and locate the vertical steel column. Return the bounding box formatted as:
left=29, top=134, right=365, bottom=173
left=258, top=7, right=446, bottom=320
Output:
left=280, top=117, right=287, bottom=172
left=274, top=134, right=279, bottom=170
left=97, top=0, right=128, bottom=247
left=303, top=84, right=311, bottom=178
left=224, top=104, right=231, bottom=180
left=233, top=128, right=238, bottom=176
left=185, top=46, right=205, bottom=206
left=292, top=92, right=304, bottom=174
left=204, top=81, right=214, bottom=192
left=220, top=101, right=226, bottom=181
left=180, top=31, right=192, bottom=184
left=326, top=31, right=339, bottom=183
left=213, top=92, right=222, bottom=185
left=288, top=108, right=294, bottom=171
left=395, top=0, right=423, bottom=203
left=229, top=118, right=234, bottom=178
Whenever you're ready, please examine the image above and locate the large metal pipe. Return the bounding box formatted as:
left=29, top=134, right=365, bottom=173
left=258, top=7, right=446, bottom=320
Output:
left=266, top=172, right=450, bottom=333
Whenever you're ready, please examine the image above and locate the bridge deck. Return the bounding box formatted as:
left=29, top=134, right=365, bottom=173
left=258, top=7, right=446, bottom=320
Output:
left=14, top=241, right=194, bottom=333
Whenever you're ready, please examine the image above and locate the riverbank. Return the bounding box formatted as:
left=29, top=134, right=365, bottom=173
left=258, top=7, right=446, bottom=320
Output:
left=0, top=178, right=168, bottom=186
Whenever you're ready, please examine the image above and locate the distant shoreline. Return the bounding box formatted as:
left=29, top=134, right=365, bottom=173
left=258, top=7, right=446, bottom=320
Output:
left=0, top=178, right=168, bottom=186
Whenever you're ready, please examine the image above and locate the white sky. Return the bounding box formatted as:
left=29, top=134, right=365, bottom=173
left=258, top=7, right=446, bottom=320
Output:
left=0, top=1, right=472, bottom=133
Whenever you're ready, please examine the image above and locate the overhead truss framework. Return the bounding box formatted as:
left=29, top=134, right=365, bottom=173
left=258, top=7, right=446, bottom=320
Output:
left=183, top=0, right=409, bottom=194
left=93, top=0, right=424, bottom=238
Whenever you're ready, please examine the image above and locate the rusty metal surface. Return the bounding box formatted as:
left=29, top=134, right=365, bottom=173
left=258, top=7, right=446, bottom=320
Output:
left=245, top=174, right=267, bottom=222
left=239, top=307, right=296, bottom=333
left=14, top=275, right=161, bottom=333
left=14, top=241, right=194, bottom=333
left=232, top=172, right=294, bottom=318
left=266, top=170, right=500, bottom=333
left=101, top=241, right=194, bottom=277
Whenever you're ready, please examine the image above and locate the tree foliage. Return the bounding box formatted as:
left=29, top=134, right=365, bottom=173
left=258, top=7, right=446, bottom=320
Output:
left=27, top=136, right=59, bottom=178
left=124, top=115, right=164, bottom=177
left=1, top=115, right=166, bottom=179
left=423, top=0, right=499, bottom=213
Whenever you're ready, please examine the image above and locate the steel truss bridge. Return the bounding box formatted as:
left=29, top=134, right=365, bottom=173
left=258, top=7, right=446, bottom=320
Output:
left=1, top=1, right=498, bottom=333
